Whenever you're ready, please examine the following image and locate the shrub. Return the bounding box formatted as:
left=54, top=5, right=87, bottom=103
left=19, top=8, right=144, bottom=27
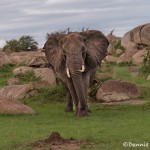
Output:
left=114, top=40, right=125, bottom=50
left=46, top=28, right=70, bottom=40
left=3, top=35, right=38, bottom=52
left=3, top=39, right=20, bottom=52
left=19, top=36, right=38, bottom=51
left=16, top=72, right=41, bottom=84
left=140, top=48, right=150, bottom=74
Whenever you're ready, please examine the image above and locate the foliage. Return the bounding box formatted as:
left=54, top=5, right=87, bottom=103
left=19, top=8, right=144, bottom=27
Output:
left=19, top=36, right=38, bottom=51
left=3, top=36, right=38, bottom=52
left=114, top=40, right=125, bottom=50
left=3, top=39, right=20, bottom=52
left=46, top=28, right=69, bottom=40
left=140, top=49, right=150, bottom=74
left=16, top=72, right=41, bottom=84
left=24, top=83, right=66, bottom=104
left=89, top=81, right=101, bottom=99
left=116, top=61, right=133, bottom=66
left=0, top=65, right=15, bottom=87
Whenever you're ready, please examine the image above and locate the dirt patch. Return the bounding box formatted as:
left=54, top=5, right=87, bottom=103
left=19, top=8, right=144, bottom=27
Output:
left=28, top=132, right=93, bottom=150
left=102, top=100, right=147, bottom=105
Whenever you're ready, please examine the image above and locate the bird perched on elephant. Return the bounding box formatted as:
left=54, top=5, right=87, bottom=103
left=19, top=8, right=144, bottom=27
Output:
left=44, top=30, right=109, bottom=117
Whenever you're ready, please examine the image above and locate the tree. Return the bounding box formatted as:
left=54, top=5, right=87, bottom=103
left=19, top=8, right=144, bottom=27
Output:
left=3, top=39, right=21, bottom=52
left=19, top=35, right=38, bottom=51
left=3, top=35, right=38, bottom=52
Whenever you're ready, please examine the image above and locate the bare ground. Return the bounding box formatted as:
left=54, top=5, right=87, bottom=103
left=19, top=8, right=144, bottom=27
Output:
left=101, top=99, right=147, bottom=105
left=26, top=132, right=94, bottom=150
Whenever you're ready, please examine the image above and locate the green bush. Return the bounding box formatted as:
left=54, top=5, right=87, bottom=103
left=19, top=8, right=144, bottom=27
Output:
left=0, top=65, right=15, bottom=87
left=19, top=36, right=38, bottom=51
left=16, top=72, right=41, bottom=84
left=24, top=83, right=66, bottom=104
left=3, top=35, right=38, bottom=52
left=140, top=49, right=150, bottom=74
left=114, top=40, right=125, bottom=50
left=3, top=39, right=20, bottom=52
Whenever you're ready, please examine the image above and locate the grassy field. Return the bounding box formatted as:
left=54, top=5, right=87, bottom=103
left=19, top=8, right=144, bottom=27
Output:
left=0, top=64, right=150, bottom=150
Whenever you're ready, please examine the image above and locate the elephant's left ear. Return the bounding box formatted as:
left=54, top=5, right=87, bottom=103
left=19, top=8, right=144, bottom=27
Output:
left=80, top=30, right=109, bottom=69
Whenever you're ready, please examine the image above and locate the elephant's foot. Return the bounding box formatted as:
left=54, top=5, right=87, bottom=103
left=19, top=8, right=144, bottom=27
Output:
left=65, top=107, right=73, bottom=112
left=76, top=109, right=89, bottom=117
left=87, top=108, right=91, bottom=113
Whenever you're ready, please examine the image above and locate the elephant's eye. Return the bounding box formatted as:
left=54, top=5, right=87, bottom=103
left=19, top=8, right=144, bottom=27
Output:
left=82, top=51, right=86, bottom=60
left=81, top=46, right=86, bottom=53
left=62, top=49, right=66, bottom=55
left=62, top=49, right=66, bottom=61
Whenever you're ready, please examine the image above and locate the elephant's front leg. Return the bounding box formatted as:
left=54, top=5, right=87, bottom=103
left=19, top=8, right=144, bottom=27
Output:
left=65, top=90, right=73, bottom=112
left=82, top=71, right=91, bottom=112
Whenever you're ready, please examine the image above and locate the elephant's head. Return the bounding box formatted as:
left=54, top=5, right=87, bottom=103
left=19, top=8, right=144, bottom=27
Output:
left=44, top=30, right=109, bottom=76
left=59, top=32, right=87, bottom=77
left=44, top=30, right=109, bottom=114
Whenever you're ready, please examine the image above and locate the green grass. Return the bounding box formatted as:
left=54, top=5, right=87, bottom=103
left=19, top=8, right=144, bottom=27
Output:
left=0, top=103, right=150, bottom=150
left=99, top=64, right=150, bottom=101
left=16, top=72, right=41, bottom=84
left=22, top=83, right=66, bottom=105
left=0, top=65, right=41, bottom=87
left=0, top=65, right=15, bottom=87
left=99, top=63, right=150, bottom=87
left=0, top=64, right=150, bottom=150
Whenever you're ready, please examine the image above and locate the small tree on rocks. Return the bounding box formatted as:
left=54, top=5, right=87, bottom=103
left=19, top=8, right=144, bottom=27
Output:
left=3, top=35, right=38, bottom=52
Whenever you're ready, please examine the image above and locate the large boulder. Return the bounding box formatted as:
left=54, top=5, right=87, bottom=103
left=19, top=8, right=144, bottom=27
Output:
left=12, top=66, right=34, bottom=75
left=0, top=52, right=11, bottom=66
left=132, top=49, right=148, bottom=65
left=10, top=51, right=45, bottom=65
left=25, top=90, right=39, bottom=99
left=121, top=23, right=150, bottom=50
left=132, top=24, right=150, bottom=46
left=95, top=73, right=110, bottom=81
left=107, top=44, right=116, bottom=55
left=33, top=68, right=56, bottom=86
left=96, top=80, right=140, bottom=102
left=0, top=84, right=33, bottom=99
left=121, top=31, right=138, bottom=50
left=10, top=52, right=32, bottom=65
left=31, top=81, right=51, bottom=89
left=7, top=78, right=20, bottom=86
left=28, top=56, right=48, bottom=67
left=0, top=98, right=35, bottom=114
left=106, top=34, right=121, bottom=45
left=147, top=74, right=150, bottom=80
left=117, top=50, right=138, bottom=64
left=105, top=55, right=119, bottom=63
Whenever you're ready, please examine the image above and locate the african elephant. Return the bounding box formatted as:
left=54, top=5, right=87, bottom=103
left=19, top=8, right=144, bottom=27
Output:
left=44, top=30, right=109, bottom=117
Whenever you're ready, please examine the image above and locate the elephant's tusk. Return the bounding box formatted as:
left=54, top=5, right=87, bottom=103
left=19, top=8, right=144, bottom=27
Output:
left=66, top=67, right=71, bottom=78
left=78, top=65, right=85, bottom=72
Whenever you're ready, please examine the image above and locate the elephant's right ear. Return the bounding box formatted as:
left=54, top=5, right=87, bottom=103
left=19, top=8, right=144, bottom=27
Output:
left=44, top=34, right=66, bottom=73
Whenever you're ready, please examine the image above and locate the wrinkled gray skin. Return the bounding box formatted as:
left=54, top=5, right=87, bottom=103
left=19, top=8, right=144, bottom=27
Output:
left=44, top=30, right=109, bottom=117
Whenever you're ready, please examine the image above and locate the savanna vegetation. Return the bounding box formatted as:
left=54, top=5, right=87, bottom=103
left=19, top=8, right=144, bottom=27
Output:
left=0, top=63, right=150, bottom=150
left=2, top=36, right=38, bottom=53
